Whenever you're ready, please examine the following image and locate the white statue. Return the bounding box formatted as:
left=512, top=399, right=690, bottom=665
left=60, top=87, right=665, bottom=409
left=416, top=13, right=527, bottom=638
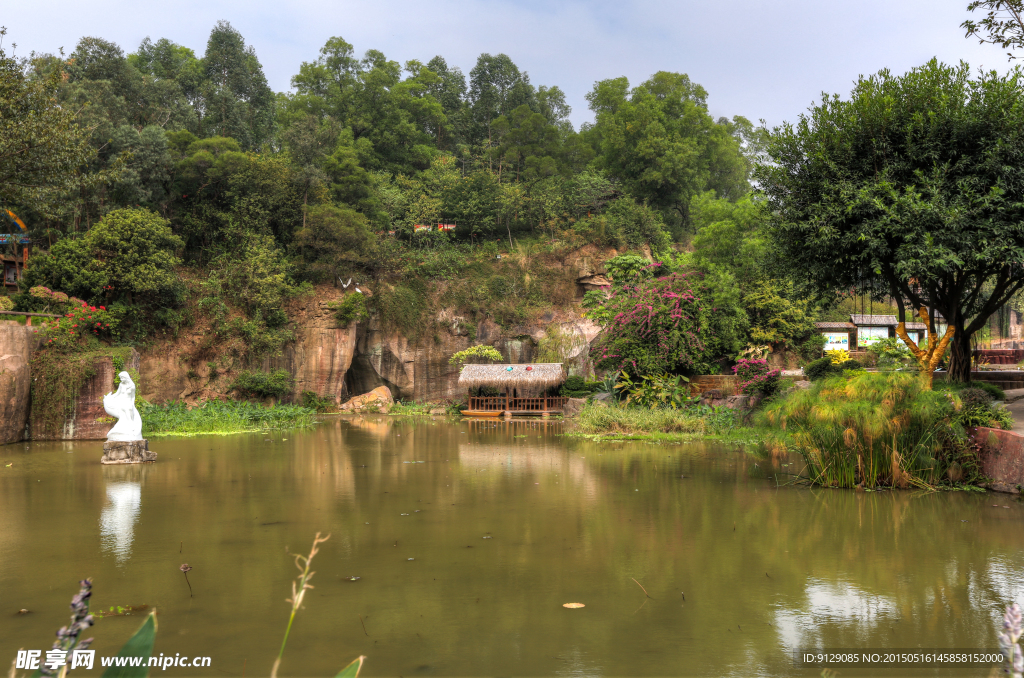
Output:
left=103, top=371, right=143, bottom=442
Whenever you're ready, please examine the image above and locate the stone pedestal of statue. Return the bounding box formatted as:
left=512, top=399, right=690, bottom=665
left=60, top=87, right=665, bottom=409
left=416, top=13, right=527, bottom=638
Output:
left=101, top=439, right=157, bottom=464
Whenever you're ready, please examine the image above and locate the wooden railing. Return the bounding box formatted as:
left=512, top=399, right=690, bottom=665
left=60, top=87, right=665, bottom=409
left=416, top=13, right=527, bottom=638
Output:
left=467, top=396, right=507, bottom=411
left=467, top=396, right=568, bottom=412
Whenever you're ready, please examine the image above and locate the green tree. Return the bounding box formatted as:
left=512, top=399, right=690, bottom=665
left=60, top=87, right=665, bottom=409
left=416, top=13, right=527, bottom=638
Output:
left=0, top=29, right=94, bottom=219
left=468, top=53, right=535, bottom=147
left=963, top=0, right=1024, bottom=57
left=585, top=72, right=749, bottom=236
left=757, top=60, right=1024, bottom=382
left=293, top=203, right=372, bottom=282
left=198, top=21, right=275, bottom=149
left=689, top=192, right=765, bottom=284
left=26, top=207, right=183, bottom=308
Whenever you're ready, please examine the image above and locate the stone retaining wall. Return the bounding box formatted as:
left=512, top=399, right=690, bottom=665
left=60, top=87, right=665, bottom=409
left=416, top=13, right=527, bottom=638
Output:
left=690, top=375, right=738, bottom=395
left=969, top=426, right=1024, bottom=494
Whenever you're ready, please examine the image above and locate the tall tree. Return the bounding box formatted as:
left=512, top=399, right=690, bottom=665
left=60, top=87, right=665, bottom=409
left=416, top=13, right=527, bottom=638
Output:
left=757, top=60, right=1024, bottom=383
left=199, top=21, right=275, bottom=149
left=468, top=53, right=535, bottom=147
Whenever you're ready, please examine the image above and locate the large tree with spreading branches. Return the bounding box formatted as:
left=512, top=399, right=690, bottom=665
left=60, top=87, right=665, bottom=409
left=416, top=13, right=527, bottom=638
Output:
left=757, top=59, right=1024, bottom=383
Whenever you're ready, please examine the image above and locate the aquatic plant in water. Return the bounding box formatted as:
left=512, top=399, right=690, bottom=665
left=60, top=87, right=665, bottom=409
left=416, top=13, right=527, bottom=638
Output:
left=758, top=371, right=976, bottom=488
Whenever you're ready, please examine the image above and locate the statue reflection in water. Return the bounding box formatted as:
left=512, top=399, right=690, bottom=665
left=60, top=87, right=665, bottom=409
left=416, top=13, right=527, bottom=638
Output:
left=100, top=480, right=142, bottom=563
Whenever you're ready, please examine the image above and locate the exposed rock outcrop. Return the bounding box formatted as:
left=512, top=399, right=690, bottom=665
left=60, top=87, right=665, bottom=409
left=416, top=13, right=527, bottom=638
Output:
left=31, top=350, right=140, bottom=441
left=0, top=323, right=39, bottom=444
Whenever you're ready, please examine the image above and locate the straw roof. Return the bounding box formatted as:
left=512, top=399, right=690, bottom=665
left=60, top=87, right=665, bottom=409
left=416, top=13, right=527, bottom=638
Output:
left=458, top=363, right=566, bottom=390
left=815, top=321, right=854, bottom=330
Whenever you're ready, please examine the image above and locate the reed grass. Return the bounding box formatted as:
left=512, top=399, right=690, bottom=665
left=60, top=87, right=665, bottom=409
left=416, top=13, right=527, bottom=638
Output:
left=139, top=399, right=317, bottom=436
left=758, top=371, right=974, bottom=488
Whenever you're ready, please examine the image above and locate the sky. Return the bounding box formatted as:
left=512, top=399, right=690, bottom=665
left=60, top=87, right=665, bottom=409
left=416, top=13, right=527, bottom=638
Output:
left=2, top=0, right=1014, bottom=130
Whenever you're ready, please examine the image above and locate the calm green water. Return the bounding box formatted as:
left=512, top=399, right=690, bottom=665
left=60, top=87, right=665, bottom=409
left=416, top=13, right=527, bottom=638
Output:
left=1, top=417, right=1022, bottom=677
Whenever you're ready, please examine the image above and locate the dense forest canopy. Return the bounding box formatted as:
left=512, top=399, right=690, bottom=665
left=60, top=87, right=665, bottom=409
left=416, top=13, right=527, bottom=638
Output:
left=2, top=21, right=759, bottom=246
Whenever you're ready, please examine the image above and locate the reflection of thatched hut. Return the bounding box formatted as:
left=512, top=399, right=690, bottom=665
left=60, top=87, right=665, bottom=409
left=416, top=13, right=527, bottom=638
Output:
left=458, top=363, right=567, bottom=416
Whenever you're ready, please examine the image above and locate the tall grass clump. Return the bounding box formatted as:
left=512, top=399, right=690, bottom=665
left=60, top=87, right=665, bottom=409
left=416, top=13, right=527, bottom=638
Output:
left=758, top=371, right=976, bottom=488
left=140, top=399, right=316, bottom=436
left=576, top=402, right=737, bottom=436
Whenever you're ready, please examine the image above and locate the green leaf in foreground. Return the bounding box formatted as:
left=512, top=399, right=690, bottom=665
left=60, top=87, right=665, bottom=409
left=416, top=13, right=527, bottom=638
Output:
left=335, top=656, right=365, bottom=678
left=101, top=611, right=157, bottom=678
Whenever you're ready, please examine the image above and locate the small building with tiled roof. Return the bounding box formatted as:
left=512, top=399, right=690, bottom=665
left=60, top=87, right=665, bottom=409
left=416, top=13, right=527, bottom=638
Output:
left=814, top=321, right=855, bottom=353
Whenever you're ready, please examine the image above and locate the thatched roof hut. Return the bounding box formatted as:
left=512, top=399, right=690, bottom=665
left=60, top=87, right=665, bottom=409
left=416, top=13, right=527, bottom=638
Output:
left=458, top=363, right=565, bottom=391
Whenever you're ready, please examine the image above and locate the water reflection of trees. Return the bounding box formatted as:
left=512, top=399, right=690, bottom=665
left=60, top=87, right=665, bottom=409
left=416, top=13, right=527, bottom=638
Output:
left=1, top=423, right=1022, bottom=676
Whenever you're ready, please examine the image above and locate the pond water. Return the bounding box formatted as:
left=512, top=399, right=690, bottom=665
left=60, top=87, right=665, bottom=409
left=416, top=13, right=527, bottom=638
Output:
left=2, top=417, right=1023, bottom=677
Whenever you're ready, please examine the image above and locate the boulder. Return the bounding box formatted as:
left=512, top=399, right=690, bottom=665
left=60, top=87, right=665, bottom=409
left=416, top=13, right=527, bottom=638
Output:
left=340, top=385, right=394, bottom=413
left=0, top=323, right=37, bottom=445
left=101, top=440, right=157, bottom=464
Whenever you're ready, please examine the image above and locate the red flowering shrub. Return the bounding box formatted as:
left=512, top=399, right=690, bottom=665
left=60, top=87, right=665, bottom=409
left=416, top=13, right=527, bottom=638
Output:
left=41, top=300, right=119, bottom=352
left=733, top=358, right=781, bottom=397
left=591, top=272, right=744, bottom=376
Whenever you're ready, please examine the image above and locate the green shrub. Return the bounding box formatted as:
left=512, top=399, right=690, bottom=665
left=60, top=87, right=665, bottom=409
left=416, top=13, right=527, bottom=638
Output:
left=759, top=371, right=977, bottom=488
left=951, top=387, right=1012, bottom=430
left=797, top=333, right=828, bottom=362
left=839, top=359, right=863, bottom=371
left=301, top=391, right=334, bottom=412
left=329, top=293, right=368, bottom=327
left=974, top=381, right=1006, bottom=401
left=560, top=375, right=598, bottom=398
left=616, top=372, right=690, bottom=409
left=804, top=357, right=841, bottom=381
left=957, top=387, right=993, bottom=410
left=868, top=337, right=912, bottom=370
left=230, top=369, right=293, bottom=399
left=936, top=380, right=1006, bottom=402
left=449, top=344, right=503, bottom=364
left=0, top=296, right=13, bottom=311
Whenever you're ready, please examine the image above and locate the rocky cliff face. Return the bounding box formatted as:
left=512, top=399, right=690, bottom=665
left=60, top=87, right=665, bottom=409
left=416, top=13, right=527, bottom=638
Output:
left=0, top=323, right=39, bottom=444
left=133, top=242, right=616, bottom=406
left=135, top=303, right=597, bottom=407
left=30, top=349, right=140, bottom=441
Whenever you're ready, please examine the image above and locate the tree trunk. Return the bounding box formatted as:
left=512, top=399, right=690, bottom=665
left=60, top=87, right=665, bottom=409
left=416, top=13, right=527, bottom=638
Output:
left=947, top=323, right=972, bottom=383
